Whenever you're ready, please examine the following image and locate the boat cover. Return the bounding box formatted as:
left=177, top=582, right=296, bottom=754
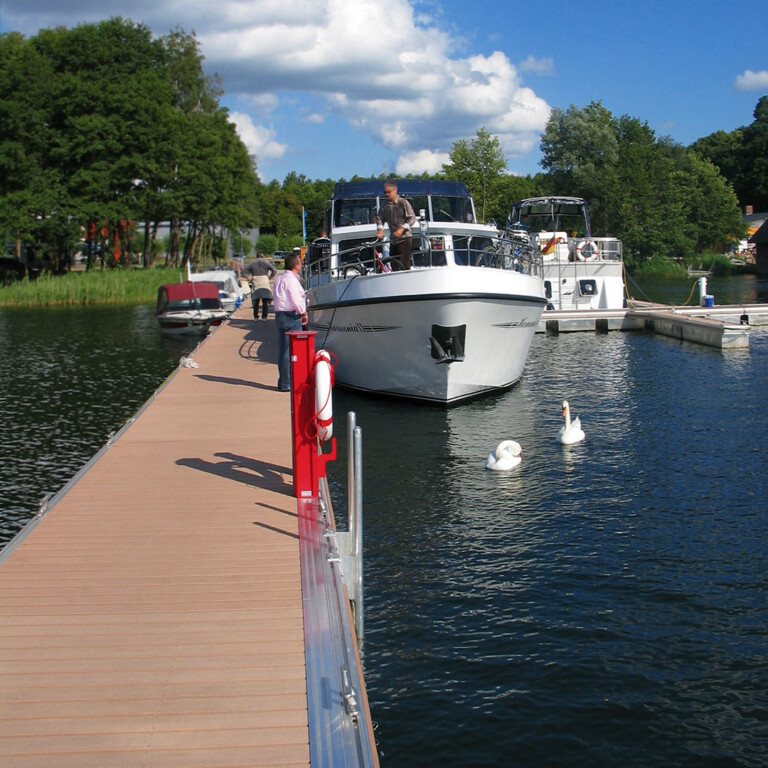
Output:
left=188, top=270, right=243, bottom=298
left=156, top=282, right=222, bottom=314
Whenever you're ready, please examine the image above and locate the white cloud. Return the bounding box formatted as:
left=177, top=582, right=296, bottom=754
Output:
left=734, top=69, right=768, bottom=91
left=2, top=0, right=552, bottom=177
left=304, top=113, right=325, bottom=124
left=518, top=55, right=555, bottom=77
left=244, top=93, right=281, bottom=116
left=228, top=112, right=288, bottom=161
left=197, top=0, right=551, bottom=172
left=396, top=149, right=449, bottom=176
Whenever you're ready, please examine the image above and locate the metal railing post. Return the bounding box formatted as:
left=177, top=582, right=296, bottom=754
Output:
left=353, top=425, right=364, bottom=644
left=347, top=411, right=357, bottom=546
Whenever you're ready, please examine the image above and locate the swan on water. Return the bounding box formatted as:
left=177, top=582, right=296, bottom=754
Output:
left=557, top=400, right=585, bottom=445
left=485, top=440, right=522, bottom=470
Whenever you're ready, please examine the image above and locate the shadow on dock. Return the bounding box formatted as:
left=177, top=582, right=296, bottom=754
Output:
left=176, top=451, right=292, bottom=495
left=230, top=317, right=280, bottom=365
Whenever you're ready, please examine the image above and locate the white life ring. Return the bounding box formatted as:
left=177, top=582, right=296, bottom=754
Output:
left=575, top=240, right=599, bottom=261
left=314, top=350, right=334, bottom=442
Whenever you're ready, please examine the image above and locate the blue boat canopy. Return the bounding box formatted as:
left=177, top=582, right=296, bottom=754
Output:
left=332, top=180, right=471, bottom=199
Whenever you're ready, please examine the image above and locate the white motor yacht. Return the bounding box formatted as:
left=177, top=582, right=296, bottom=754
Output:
left=305, top=180, right=547, bottom=404
left=506, top=196, right=625, bottom=317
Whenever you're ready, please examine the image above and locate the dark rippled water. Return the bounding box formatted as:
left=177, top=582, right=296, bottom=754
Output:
left=325, top=274, right=768, bottom=768
left=0, top=305, right=194, bottom=544
left=2, top=277, right=768, bottom=767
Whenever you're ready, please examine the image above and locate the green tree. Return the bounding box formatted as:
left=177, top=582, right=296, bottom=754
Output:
left=258, top=182, right=302, bottom=248
left=0, top=31, right=71, bottom=266
left=442, top=128, right=507, bottom=221
left=281, top=173, right=336, bottom=240
left=739, top=97, right=768, bottom=211
left=0, top=20, right=260, bottom=272
left=540, top=102, right=743, bottom=264
left=691, top=97, right=768, bottom=212
left=675, top=152, right=745, bottom=254
left=540, top=101, right=619, bottom=233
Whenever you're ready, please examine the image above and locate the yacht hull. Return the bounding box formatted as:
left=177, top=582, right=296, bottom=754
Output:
left=308, top=267, right=545, bottom=403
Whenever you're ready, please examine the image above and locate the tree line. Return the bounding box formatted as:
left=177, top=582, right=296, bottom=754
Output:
left=262, top=100, right=762, bottom=270
left=1, top=19, right=260, bottom=272
left=1, top=18, right=762, bottom=273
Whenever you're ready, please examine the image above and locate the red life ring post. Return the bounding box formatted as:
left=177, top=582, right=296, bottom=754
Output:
left=287, top=331, right=337, bottom=499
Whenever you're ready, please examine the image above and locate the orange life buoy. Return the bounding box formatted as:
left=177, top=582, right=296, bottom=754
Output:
left=314, top=350, right=334, bottom=442
left=575, top=240, right=599, bottom=261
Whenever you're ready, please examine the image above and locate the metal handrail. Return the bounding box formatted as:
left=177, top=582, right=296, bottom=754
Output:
left=301, top=412, right=376, bottom=767
left=342, top=411, right=364, bottom=644
left=305, top=232, right=542, bottom=284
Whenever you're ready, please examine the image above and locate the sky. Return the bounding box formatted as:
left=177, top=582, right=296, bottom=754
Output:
left=2, top=0, right=767, bottom=184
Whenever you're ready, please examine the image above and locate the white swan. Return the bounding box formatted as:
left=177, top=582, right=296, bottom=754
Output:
left=557, top=400, right=585, bottom=445
left=485, top=440, right=522, bottom=470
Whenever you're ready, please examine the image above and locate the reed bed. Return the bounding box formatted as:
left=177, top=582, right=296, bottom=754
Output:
left=0, top=267, right=187, bottom=308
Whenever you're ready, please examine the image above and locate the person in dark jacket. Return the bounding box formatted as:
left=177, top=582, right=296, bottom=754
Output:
left=375, top=181, right=417, bottom=270
left=244, top=254, right=277, bottom=320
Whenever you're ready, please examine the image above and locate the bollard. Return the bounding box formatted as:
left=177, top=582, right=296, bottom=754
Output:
left=287, top=330, right=337, bottom=499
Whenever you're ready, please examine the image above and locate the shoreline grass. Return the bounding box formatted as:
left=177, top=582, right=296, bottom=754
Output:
left=0, top=267, right=188, bottom=308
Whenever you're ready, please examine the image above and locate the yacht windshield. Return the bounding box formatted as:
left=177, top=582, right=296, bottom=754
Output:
left=510, top=199, right=590, bottom=237
left=334, top=198, right=377, bottom=227
left=431, top=196, right=475, bottom=223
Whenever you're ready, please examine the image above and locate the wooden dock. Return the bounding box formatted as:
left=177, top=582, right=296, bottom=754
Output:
left=0, top=306, right=373, bottom=767
left=539, top=300, right=768, bottom=348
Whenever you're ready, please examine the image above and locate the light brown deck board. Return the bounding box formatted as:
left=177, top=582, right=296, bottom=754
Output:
left=0, top=309, right=311, bottom=767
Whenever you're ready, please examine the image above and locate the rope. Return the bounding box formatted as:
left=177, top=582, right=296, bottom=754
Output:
left=623, top=262, right=700, bottom=307
left=622, top=262, right=655, bottom=302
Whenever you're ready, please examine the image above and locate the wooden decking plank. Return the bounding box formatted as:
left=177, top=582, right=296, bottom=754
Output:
left=0, top=307, right=310, bottom=767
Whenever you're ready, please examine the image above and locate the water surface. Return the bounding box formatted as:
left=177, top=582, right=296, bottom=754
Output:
left=0, top=305, right=194, bottom=543
left=2, top=277, right=767, bottom=766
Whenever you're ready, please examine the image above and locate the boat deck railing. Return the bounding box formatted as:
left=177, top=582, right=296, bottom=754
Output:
left=305, top=232, right=543, bottom=285
left=526, top=232, right=623, bottom=263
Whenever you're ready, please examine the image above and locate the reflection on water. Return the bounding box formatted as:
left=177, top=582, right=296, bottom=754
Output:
left=327, top=305, right=768, bottom=767
left=0, top=305, right=194, bottom=543
left=630, top=274, right=768, bottom=307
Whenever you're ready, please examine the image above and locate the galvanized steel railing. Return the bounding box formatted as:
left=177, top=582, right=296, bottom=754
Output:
left=299, top=412, right=377, bottom=767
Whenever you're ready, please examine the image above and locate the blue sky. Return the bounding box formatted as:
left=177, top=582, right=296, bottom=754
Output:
left=2, top=0, right=767, bottom=183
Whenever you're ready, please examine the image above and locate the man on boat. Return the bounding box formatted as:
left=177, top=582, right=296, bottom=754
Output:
left=375, top=180, right=417, bottom=270
left=272, top=253, right=307, bottom=391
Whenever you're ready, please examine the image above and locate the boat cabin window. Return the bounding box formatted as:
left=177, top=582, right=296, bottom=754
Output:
left=511, top=202, right=587, bottom=238
left=578, top=280, right=598, bottom=296
left=401, top=195, right=428, bottom=221
left=544, top=281, right=552, bottom=299
left=334, top=198, right=377, bottom=227
left=431, top=196, right=475, bottom=223
left=160, top=296, right=220, bottom=312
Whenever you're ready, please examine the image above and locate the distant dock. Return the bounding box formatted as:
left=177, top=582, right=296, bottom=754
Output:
left=0, top=306, right=377, bottom=768
left=539, top=300, right=768, bottom=348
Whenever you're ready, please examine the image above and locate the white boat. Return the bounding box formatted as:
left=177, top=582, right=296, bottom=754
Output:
left=506, top=197, right=625, bottom=317
left=155, top=282, right=228, bottom=335
left=305, top=180, right=546, bottom=404
left=187, top=269, right=245, bottom=313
